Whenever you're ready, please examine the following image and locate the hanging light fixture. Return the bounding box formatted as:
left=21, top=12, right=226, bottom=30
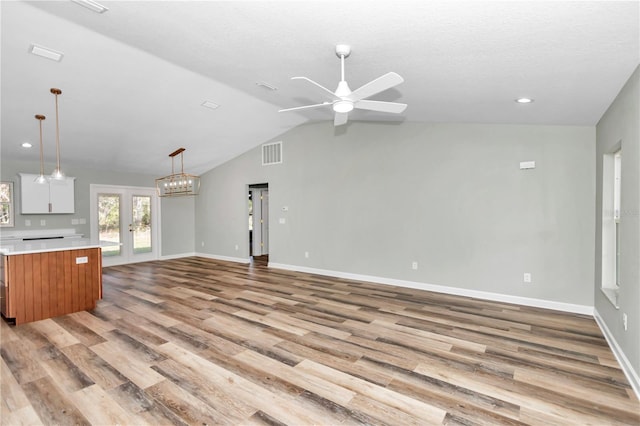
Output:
left=155, top=148, right=200, bottom=197
left=50, top=88, right=64, bottom=180
left=34, top=114, right=48, bottom=184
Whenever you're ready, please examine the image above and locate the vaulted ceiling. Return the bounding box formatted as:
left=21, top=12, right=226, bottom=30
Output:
left=2, top=1, right=638, bottom=176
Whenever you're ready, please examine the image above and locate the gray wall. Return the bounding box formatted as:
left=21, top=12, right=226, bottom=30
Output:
left=195, top=122, right=595, bottom=307
left=161, top=196, right=195, bottom=256
left=595, top=65, right=640, bottom=378
left=0, top=159, right=194, bottom=257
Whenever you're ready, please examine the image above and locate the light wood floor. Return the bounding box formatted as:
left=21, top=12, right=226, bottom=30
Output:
left=1, top=256, right=638, bottom=425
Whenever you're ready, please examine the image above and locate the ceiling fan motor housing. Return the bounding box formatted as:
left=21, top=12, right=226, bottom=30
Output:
left=335, top=80, right=352, bottom=97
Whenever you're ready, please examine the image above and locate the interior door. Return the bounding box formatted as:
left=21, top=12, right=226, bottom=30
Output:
left=249, top=187, right=269, bottom=256
left=260, top=190, right=269, bottom=254
left=90, top=185, right=159, bottom=266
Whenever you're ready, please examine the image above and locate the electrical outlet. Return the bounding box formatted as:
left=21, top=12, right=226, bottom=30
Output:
left=304, top=251, right=309, bottom=258
left=40, top=219, right=46, bottom=226
left=523, top=273, right=532, bottom=283
left=623, top=313, right=628, bottom=331
left=201, top=241, right=205, bottom=247
left=235, top=244, right=239, bottom=251
left=412, top=261, right=418, bottom=270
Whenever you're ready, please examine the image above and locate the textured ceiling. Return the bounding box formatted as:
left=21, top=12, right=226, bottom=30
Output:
left=1, top=1, right=638, bottom=176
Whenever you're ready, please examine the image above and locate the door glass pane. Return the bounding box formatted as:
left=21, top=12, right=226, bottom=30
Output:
left=98, top=194, right=121, bottom=257
left=132, top=195, right=152, bottom=254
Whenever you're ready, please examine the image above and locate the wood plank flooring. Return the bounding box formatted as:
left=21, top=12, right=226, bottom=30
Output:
left=1, top=256, right=638, bottom=425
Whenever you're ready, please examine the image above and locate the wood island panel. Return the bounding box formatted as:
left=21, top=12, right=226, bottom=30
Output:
left=2, top=248, right=102, bottom=325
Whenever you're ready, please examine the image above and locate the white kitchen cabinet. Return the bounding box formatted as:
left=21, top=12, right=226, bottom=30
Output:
left=19, top=173, right=75, bottom=214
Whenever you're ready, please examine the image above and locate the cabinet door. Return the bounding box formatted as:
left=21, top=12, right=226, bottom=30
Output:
left=19, top=173, right=50, bottom=213
left=0, top=256, right=8, bottom=317
left=50, top=177, right=75, bottom=213
left=19, top=173, right=75, bottom=214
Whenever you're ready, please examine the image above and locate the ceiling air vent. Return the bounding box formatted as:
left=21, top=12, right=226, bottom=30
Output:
left=262, top=141, right=282, bottom=166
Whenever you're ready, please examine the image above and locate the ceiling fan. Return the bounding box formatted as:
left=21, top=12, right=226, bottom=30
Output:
left=279, top=44, right=407, bottom=126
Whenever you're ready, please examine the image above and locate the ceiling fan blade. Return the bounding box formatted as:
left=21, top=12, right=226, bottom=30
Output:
left=354, top=100, right=407, bottom=113
left=334, top=112, right=349, bottom=126
left=349, top=72, right=404, bottom=102
left=291, top=76, right=338, bottom=99
left=279, top=102, right=331, bottom=113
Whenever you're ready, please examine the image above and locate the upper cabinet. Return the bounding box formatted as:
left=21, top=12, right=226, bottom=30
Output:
left=19, top=173, right=75, bottom=214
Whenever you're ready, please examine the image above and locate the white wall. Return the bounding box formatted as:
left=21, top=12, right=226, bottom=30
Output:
left=195, top=122, right=595, bottom=309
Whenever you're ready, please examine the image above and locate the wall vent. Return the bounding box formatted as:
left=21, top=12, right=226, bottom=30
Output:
left=262, top=141, right=282, bottom=165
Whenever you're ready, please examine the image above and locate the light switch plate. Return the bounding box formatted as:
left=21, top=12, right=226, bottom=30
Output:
left=76, top=256, right=88, bottom=264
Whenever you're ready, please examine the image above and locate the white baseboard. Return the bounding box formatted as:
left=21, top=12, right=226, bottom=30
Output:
left=594, top=309, right=640, bottom=399
left=268, top=263, right=594, bottom=316
left=194, top=252, right=250, bottom=264
left=160, top=252, right=196, bottom=260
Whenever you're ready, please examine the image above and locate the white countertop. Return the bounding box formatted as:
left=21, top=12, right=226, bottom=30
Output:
left=0, top=238, right=101, bottom=255
left=0, top=228, right=83, bottom=241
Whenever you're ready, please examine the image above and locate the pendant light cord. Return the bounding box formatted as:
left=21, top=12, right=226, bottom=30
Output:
left=54, top=91, right=61, bottom=173
left=50, top=88, right=63, bottom=178
left=35, top=114, right=46, bottom=178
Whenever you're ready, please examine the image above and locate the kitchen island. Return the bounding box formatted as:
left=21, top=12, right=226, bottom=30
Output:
left=0, top=238, right=102, bottom=325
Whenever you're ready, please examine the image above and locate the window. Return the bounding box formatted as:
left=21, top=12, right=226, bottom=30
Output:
left=0, top=182, right=14, bottom=227
left=601, top=148, right=621, bottom=307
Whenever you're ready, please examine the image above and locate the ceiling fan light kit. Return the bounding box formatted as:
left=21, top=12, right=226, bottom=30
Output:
left=279, top=44, right=407, bottom=126
left=333, top=100, right=354, bottom=113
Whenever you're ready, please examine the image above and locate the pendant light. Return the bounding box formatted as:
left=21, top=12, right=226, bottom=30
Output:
left=155, top=148, right=200, bottom=197
left=50, top=88, right=64, bottom=180
left=34, top=114, right=48, bottom=184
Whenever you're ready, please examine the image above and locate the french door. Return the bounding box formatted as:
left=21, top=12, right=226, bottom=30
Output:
left=90, top=185, right=159, bottom=266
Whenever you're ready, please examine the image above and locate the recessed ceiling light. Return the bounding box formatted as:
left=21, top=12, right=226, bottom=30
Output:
left=21, top=142, right=33, bottom=148
left=201, top=100, right=220, bottom=110
left=29, top=44, right=64, bottom=62
left=256, top=81, right=277, bottom=91
left=71, top=0, right=109, bottom=13
left=515, top=97, right=534, bottom=104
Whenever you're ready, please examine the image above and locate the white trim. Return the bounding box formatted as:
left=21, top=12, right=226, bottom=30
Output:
left=594, top=309, right=640, bottom=399
left=160, top=252, right=196, bottom=260
left=268, top=263, right=594, bottom=316
left=195, top=252, right=250, bottom=264
left=89, top=184, right=161, bottom=266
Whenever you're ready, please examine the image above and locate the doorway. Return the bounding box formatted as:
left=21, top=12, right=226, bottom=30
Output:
left=90, top=185, right=160, bottom=266
left=248, top=184, right=269, bottom=261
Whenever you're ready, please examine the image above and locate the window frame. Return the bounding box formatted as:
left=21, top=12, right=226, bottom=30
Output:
left=0, top=181, right=15, bottom=228
left=601, top=146, right=621, bottom=307
left=613, top=150, right=621, bottom=287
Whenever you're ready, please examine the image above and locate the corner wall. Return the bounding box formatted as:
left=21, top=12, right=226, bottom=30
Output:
left=595, top=65, right=640, bottom=392
left=195, top=122, right=595, bottom=310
